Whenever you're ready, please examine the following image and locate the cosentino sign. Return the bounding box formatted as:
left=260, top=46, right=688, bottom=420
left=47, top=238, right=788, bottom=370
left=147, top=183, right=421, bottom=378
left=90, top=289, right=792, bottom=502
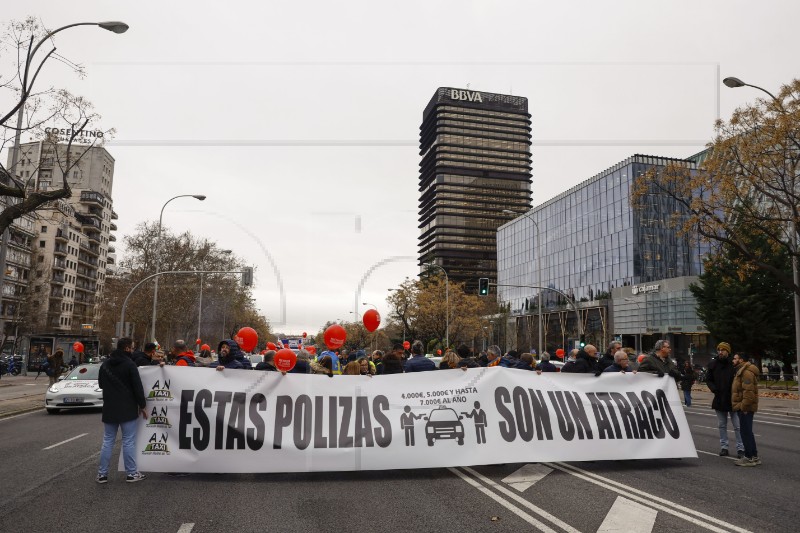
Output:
left=44, top=128, right=104, bottom=142
left=448, top=89, right=483, bottom=103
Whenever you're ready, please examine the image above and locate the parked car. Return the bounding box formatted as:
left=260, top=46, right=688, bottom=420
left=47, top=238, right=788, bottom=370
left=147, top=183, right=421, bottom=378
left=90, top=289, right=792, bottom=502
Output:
left=424, top=406, right=465, bottom=446
left=44, top=364, right=102, bottom=414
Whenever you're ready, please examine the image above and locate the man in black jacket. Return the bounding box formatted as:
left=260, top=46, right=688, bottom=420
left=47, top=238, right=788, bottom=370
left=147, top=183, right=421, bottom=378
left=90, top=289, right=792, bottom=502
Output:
left=96, top=337, right=147, bottom=484
left=561, top=344, right=600, bottom=374
left=132, top=342, right=158, bottom=367
left=705, top=342, right=744, bottom=458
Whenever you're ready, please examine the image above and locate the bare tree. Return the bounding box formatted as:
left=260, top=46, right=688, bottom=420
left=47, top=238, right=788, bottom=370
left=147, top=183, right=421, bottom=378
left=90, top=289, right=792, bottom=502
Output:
left=0, top=18, right=115, bottom=232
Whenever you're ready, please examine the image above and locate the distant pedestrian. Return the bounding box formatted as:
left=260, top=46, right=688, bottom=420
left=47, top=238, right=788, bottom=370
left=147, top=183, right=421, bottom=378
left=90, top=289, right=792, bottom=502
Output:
left=705, top=342, right=744, bottom=458
left=486, top=345, right=503, bottom=367
left=599, top=340, right=622, bottom=371
left=517, top=353, right=536, bottom=370
left=680, top=360, right=696, bottom=407
left=215, top=340, right=250, bottom=371
left=455, top=344, right=480, bottom=368
left=602, top=350, right=635, bottom=373
left=49, top=349, right=65, bottom=385
left=310, top=355, right=334, bottom=377
left=132, top=342, right=158, bottom=367
left=343, top=361, right=362, bottom=375
left=358, top=356, right=375, bottom=375
left=561, top=348, right=580, bottom=372
left=439, top=350, right=461, bottom=370
left=404, top=340, right=436, bottom=372
left=171, top=340, right=196, bottom=367
left=732, top=353, right=761, bottom=466
left=96, top=338, right=147, bottom=484
left=289, top=350, right=312, bottom=374
left=194, top=347, right=214, bottom=367
left=561, top=345, right=600, bottom=374
left=254, top=350, right=278, bottom=371
left=535, top=352, right=558, bottom=372
left=68, top=355, right=78, bottom=370
left=637, top=340, right=681, bottom=380
left=376, top=348, right=405, bottom=375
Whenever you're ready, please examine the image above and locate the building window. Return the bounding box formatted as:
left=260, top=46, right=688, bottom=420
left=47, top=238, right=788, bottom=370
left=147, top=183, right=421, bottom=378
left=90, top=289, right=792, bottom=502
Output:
left=39, top=241, right=45, bottom=248
left=41, top=226, right=47, bottom=233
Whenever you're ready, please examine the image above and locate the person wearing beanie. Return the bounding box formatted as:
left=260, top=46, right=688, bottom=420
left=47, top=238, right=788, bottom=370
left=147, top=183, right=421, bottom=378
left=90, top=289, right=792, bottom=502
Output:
left=732, top=353, right=761, bottom=466
left=705, top=342, right=744, bottom=458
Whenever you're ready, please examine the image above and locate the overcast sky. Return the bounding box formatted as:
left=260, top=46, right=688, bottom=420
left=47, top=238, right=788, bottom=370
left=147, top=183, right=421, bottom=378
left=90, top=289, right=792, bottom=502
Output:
left=3, top=1, right=798, bottom=334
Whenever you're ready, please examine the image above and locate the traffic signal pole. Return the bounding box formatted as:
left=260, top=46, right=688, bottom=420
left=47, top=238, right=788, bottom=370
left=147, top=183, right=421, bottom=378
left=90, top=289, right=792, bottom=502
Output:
left=119, top=269, right=251, bottom=339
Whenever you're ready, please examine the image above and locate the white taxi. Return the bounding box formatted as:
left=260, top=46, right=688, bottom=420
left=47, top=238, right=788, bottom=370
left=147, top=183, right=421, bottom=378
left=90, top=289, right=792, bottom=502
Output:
left=45, top=364, right=103, bottom=414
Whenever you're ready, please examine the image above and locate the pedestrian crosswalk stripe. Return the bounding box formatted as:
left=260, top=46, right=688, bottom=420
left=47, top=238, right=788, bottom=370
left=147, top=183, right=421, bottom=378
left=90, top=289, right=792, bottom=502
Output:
left=501, top=463, right=553, bottom=492
left=597, top=496, right=657, bottom=533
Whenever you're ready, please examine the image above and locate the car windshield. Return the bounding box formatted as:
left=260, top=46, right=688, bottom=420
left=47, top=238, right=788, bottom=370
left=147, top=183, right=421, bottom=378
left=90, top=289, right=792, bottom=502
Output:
left=65, top=364, right=100, bottom=380
left=428, top=409, right=458, bottom=422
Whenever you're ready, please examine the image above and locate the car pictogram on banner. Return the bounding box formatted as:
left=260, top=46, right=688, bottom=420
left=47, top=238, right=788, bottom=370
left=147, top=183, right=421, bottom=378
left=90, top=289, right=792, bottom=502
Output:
left=423, top=406, right=465, bottom=446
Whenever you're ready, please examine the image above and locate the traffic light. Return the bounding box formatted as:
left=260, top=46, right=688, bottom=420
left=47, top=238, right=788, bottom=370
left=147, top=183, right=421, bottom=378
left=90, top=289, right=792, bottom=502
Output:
left=241, top=266, right=253, bottom=287
left=478, top=278, right=489, bottom=296
left=579, top=334, right=586, bottom=348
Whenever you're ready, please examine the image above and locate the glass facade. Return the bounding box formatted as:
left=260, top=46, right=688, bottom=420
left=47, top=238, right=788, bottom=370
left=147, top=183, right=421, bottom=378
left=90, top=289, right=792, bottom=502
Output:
left=497, top=154, right=705, bottom=312
left=419, top=88, right=532, bottom=290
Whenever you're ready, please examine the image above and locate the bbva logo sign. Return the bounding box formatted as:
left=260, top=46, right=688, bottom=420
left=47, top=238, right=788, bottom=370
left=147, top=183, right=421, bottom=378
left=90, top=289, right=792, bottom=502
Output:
left=449, top=89, right=483, bottom=103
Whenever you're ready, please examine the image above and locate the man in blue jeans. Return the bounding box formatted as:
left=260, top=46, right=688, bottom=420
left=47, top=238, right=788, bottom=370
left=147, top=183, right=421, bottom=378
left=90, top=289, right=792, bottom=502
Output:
left=97, top=337, right=147, bottom=483
left=705, top=342, right=744, bottom=458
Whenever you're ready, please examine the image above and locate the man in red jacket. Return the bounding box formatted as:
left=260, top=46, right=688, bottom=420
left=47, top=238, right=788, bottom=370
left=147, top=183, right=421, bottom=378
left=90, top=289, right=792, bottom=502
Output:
left=171, top=339, right=196, bottom=367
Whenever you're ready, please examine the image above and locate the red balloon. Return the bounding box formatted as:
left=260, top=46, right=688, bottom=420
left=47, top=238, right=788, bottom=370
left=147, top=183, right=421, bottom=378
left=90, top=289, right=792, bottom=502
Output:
left=403, top=341, right=410, bottom=350
left=637, top=354, right=646, bottom=363
left=362, top=309, right=381, bottom=332
left=555, top=348, right=565, bottom=359
left=267, top=342, right=277, bottom=351
left=275, top=348, right=297, bottom=372
left=236, top=327, right=258, bottom=352
left=73, top=341, right=84, bottom=353
left=437, top=349, right=442, bottom=355
left=200, top=344, right=211, bottom=352
left=324, top=324, right=347, bottom=350
left=195, top=338, right=201, bottom=345
left=306, top=346, right=317, bottom=355
left=302, top=332, right=307, bottom=338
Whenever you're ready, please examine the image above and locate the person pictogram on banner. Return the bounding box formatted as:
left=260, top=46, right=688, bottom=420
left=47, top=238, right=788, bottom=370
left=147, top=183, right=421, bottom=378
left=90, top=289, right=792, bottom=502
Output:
left=462, top=401, right=488, bottom=444
left=400, top=406, right=423, bottom=446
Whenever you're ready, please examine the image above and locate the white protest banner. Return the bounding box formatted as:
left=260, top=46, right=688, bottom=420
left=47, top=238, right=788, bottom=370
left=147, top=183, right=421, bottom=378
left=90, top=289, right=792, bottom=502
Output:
left=134, top=367, right=696, bottom=473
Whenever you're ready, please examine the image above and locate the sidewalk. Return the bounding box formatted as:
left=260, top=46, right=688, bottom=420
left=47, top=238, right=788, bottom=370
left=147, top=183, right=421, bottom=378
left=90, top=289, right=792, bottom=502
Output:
left=0, top=374, right=51, bottom=418
left=689, top=387, right=800, bottom=418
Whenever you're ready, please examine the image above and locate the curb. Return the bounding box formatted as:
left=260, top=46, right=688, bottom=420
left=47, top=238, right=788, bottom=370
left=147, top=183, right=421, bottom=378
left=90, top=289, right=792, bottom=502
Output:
left=0, top=405, right=43, bottom=420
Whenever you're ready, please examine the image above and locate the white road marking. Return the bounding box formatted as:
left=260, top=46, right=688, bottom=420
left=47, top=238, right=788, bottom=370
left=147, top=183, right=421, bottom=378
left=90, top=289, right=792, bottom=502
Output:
left=42, top=433, right=88, bottom=450
left=448, top=467, right=559, bottom=532
left=597, top=495, right=657, bottom=533
left=685, top=410, right=800, bottom=428
left=177, top=524, right=194, bottom=533
left=548, top=462, right=751, bottom=533
left=693, top=424, right=761, bottom=437
left=501, top=463, right=553, bottom=492
left=696, top=449, right=736, bottom=461
left=461, top=466, right=581, bottom=533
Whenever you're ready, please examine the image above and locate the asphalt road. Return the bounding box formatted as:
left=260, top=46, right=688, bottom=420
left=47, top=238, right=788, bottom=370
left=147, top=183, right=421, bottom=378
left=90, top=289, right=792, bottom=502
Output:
left=0, top=398, right=798, bottom=533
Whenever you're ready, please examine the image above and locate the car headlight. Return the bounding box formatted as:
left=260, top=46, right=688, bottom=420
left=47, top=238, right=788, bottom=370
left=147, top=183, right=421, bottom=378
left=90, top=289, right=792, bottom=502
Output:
left=48, top=385, right=60, bottom=393
left=94, top=387, right=102, bottom=393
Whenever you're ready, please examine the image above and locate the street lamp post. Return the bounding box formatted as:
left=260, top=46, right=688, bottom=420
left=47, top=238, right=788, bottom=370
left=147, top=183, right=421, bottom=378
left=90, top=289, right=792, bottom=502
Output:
left=424, top=263, right=449, bottom=349
left=723, top=76, right=800, bottom=385
left=0, top=21, right=128, bottom=361
left=503, top=209, right=543, bottom=357
left=150, top=194, right=206, bottom=342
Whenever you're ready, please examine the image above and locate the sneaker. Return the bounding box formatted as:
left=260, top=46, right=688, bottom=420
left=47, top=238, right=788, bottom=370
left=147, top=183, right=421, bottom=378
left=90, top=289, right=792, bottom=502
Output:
left=737, top=450, right=745, bottom=459
left=735, top=457, right=757, bottom=467
left=96, top=474, right=108, bottom=484
left=719, top=449, right=729, bottom=457
left=126, top=472, right=146, bottom=483
left=751, top=456, right=762, bottom=465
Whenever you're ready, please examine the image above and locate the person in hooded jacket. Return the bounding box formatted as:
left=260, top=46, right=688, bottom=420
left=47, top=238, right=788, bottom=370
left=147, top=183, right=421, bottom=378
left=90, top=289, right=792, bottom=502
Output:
left=316, top=350, right=342, bottom=374
left=598, top=340, right=622, bottom=371
left=215, top=339, right=250, bottom=371
left=96, top=337, right=147, bottom=484
left=732, top=353, right=761, bottom=466
left=705, top=342, right=744, bottom=458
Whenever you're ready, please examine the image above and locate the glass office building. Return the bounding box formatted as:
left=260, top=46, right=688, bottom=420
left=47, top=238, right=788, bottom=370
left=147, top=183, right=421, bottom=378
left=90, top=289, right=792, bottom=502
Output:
left=418, top=88, right=532, bottom=291
left=497, top=154, right=709, bottom=358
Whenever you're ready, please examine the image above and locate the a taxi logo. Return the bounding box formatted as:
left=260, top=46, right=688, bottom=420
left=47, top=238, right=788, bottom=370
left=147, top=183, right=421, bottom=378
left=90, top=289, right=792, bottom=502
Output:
left=147, top=379, right=173, bottom=401
left=142, top=432, right=170, bottom=455
left=146, top=406, right=171, bottom=428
